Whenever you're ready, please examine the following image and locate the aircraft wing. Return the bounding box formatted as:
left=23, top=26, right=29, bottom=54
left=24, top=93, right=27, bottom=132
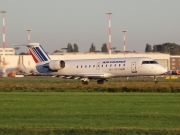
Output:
left=54, top=73, right=113, bottom=79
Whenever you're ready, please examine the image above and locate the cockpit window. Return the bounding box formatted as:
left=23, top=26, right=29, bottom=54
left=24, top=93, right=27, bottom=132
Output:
left=142, top=61, right=158, bottom=64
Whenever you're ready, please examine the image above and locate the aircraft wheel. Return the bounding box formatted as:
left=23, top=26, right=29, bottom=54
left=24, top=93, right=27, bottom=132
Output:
left=97, top=80, right=104, bottom=84
left=82, top=80, right=89, bottom=85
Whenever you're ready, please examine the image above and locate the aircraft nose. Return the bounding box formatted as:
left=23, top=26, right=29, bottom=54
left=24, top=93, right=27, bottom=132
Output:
left=163, top=68, right=167, bottom=73
left=160, top=67, right=167, bottom=74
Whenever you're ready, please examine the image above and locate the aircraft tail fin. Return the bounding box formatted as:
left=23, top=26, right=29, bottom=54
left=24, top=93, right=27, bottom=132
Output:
left=27, top=43, right=51, bottom=64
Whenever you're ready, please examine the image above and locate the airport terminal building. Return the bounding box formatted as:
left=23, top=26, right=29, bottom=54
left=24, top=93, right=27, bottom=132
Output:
left=0, top=48, right=15, bottom=55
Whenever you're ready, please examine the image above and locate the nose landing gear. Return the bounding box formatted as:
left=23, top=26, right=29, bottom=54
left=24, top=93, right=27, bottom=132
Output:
left=153, top=76, right=157, bottom=84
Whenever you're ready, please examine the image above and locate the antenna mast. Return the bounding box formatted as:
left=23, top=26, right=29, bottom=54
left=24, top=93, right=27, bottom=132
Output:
left=1, top=10, right=7, bottom=76
left=106, top=12, right=112, bottom=57
left=122, top=30, right=127, bottom=55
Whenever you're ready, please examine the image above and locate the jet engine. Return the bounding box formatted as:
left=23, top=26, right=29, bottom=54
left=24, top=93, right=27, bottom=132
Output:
left=48, top=60, right=65, bottom=70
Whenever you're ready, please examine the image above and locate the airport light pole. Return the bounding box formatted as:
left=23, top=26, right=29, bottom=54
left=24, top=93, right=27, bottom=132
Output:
left=122, top=30, right=127, bottom=55
left=27, top=28, right=31, bottom=44
left=106, top=12, right=112, bottom=57
left=27, top=28, right=32, bottom=68
left=27, top=28, right=31, bottom=55
left=1, top=10, right=7, bottom=76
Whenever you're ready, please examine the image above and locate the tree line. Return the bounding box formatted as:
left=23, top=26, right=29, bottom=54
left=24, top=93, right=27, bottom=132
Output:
left=16, top=43, right=113, bottom=55
left=57, top=43, right=109, bottom=53
left=145, top=43, right=180, bottom=55
left=17, top=42, right=180, bottom=55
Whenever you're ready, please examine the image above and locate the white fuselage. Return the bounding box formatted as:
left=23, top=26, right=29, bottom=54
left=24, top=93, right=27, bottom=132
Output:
left=36, top=57, right=167, bottom=79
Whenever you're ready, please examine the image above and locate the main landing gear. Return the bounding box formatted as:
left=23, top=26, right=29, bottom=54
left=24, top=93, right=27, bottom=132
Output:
left=81, top=79, right=107, bottom=85
left=82, top=80, right=89, bottom=85
left=97, top=79, right=107, bottom=84
left=97, top=79, right=104, bottom=84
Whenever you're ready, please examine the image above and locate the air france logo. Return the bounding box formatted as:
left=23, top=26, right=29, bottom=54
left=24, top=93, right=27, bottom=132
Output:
left=102, top=60, right=126, bottom=64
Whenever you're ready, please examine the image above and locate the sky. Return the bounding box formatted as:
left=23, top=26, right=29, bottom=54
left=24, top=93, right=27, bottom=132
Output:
left=0, top=0, right=180, bottom=53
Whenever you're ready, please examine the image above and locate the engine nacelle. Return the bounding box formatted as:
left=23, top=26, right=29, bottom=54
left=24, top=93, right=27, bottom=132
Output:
left=48, top=60, right=65, bottom=70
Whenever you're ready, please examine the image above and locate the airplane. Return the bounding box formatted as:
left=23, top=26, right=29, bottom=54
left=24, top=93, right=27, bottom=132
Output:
left=26, top=42, right=167, bottom=84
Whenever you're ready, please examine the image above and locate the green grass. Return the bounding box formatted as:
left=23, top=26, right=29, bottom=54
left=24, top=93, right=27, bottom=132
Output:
left=0, top=76, right=180, bottom=92
left=0, top=77, right=180, bottom=134
left=0, top=92, right=180, bottom=134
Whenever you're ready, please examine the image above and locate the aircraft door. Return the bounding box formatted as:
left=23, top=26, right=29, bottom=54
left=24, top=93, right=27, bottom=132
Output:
left=96, top=62, right=100, bottom=70
left=131, top=62, right=137, bottom=73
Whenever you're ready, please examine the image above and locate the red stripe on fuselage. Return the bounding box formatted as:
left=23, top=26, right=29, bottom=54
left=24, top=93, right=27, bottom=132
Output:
left=29, top=50, right=38, bottom=63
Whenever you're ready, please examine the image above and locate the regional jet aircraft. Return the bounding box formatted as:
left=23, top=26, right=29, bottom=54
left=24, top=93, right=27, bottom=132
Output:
left=26, top=43, right=167, bottom=84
